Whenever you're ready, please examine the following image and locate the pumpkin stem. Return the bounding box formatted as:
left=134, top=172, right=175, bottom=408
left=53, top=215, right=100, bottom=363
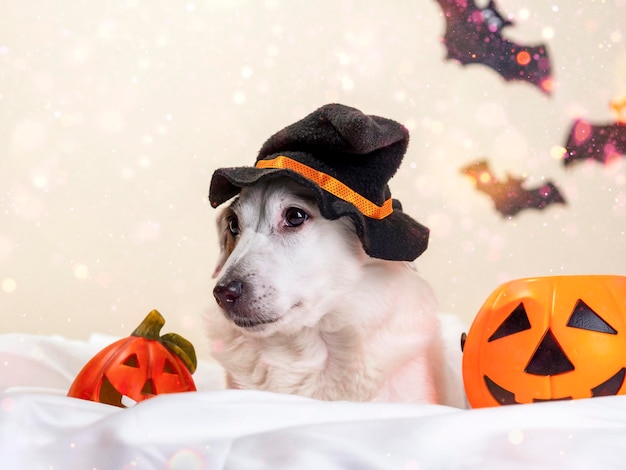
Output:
left=131, top=309, right=197, bottom=374
left=131, top=309, right=165, bottom=340
left=161, top=333, right=198, bottom=374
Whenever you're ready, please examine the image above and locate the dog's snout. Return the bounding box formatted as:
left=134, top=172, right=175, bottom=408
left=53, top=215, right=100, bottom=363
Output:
left=213, top=280, right=244, bottom=306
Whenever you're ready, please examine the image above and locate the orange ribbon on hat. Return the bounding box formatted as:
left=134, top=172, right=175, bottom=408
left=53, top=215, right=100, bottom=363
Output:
left=256, top=155, right=393, bottom=220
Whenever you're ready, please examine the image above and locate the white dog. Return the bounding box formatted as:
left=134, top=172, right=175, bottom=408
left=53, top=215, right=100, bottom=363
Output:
left=207, top=175, right=466, bottom=407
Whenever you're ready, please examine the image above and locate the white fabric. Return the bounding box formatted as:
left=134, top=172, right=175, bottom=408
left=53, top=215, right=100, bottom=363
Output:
left=2, top=333, right=626, bottom=469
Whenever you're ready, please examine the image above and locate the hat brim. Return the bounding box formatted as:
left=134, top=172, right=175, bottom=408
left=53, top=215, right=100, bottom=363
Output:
left=209, top=167, right=429, bottom=262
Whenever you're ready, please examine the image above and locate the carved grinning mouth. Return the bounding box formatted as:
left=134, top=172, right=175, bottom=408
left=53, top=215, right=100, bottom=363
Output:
left=98, top=375, right=154, bottom=408
left=484, top=367, right=626, bottom=405
left=97, top=351, right=163, bottom=407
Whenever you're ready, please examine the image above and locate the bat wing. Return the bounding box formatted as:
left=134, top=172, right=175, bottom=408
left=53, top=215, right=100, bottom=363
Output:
left=460, top=159, right=491, bottom=181
left=563, top=119, right=626, bottom=166
left=462, top=159, right=567, bottom=216
left=494, top=180, right=566, bottom=217
left=524, top=182, right=566, bottom=212
left=435, top=0, right=552, bottom=94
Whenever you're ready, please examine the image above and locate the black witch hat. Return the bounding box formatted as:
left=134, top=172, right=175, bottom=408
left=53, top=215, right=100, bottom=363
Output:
left=209, top=103, right=429, bottom=261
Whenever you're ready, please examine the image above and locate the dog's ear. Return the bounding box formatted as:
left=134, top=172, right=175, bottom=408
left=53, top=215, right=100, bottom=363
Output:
left=212, top=207, right=236, bottom=278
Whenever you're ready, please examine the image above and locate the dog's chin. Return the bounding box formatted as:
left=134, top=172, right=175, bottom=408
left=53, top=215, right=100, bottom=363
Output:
left=219, top=306, right=282, bottom=334
left=219, top=300, right=311, bottom=335
left=230, top=314, right=279, bottom=332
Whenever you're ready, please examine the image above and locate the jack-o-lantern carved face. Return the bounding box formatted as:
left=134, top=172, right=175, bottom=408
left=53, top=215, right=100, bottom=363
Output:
left=68, top=310, right=197, bottom=407
left=462, top=275, right=626, bottom=408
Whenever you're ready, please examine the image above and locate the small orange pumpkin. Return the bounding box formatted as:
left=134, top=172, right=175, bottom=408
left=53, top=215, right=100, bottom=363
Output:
left=68, top=309, right=197, bottom=407
left=462, top=275, right=626, bottom=408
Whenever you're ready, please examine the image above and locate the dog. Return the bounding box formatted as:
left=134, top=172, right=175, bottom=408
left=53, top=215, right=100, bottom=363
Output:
left=207, top=174, right=466, bottom=407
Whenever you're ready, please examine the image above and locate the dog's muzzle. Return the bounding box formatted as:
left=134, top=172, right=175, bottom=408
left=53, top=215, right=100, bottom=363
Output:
left=213, top=280, right=277, bottom=329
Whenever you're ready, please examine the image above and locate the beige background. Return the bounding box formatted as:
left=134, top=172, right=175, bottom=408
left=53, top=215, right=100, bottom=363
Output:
left=1, top=0, right=625, bottom=359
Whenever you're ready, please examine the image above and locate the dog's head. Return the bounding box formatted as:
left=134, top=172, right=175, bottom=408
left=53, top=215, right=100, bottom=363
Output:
left=211, top=176, right=366, bottom=336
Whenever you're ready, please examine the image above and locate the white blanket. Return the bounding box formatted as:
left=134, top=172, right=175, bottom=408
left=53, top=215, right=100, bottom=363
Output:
left=2, top=333, right=626, bottom=469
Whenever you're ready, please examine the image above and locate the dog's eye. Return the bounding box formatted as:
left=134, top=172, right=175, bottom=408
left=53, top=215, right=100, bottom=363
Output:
left=228, top=215, right=240, bottom=236
left=285, top=207, right=309, bottom=227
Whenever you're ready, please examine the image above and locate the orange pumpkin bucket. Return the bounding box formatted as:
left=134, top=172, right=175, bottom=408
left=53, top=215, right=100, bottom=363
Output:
left=462, top=275, right=626, bottom=407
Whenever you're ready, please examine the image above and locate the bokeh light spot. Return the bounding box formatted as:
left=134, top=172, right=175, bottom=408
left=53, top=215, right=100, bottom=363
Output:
left=550, top=146, right=567, bottom=160
left=573, top=120, right=592, bottom=144
left=516, top=50, right=531, bottom=66
left=508, top=428, right=524, bottom=445
left=2, top=278, right=17, bottom=294
left=73, top=264, right=91, bottom=280
left=167, top=448, right=204, bottom=470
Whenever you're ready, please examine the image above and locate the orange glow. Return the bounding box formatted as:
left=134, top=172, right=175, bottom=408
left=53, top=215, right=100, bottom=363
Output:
left=609, top=94, right=626, bottom=123
left=540, top=77, right=555, bottom=94
left=516, top=50, right=531, bottom=66
left=573, top=120, right=592, bottom=144
left=479, top=171, right=492, bottom=184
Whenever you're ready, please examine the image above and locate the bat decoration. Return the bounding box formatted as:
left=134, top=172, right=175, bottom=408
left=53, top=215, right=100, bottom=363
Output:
left=562, top=96, right=626, bottom=166
left=461, top=160, right=566, bottom=217
left=562, top=120, right=626, bottom=166
left=434, top=0, right=553, bottom=94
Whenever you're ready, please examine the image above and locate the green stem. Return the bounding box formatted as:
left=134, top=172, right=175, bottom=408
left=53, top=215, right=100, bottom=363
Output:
left=131, top=309, right=165, bottom=340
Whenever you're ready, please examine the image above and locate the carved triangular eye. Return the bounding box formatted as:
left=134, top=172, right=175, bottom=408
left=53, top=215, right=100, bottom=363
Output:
left=488, top=302, right=531, bottom=342
left=567, top=299, right=617, bottom=334
left=123, top=354, right=139, bottom=367
left=163, top=359, right=177, bottom=374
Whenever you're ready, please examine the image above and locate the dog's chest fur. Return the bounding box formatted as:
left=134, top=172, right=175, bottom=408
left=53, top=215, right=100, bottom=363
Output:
left=211, top=318, right=375, bottom=400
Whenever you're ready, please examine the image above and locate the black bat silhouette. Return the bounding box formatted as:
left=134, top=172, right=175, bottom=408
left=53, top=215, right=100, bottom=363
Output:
left=563, top=119, right=626, bottom=166
left=461, top=160, right=566, bottom=217
left=434, top=0, right=553, bottom=94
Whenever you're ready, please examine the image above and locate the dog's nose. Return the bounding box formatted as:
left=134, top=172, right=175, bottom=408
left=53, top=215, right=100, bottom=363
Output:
left=213, top=280, right=244, bottom=306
